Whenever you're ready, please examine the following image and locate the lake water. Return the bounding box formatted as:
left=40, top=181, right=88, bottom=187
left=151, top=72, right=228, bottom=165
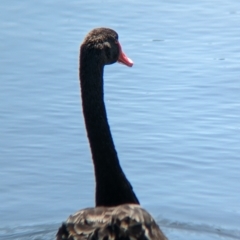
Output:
left=0, top=0, right=240, bottom=239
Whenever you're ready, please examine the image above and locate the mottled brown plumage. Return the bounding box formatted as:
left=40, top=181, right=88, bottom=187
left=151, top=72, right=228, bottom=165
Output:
left=56, top=28, right=168, bottom=240
left=57, top=204, right=167, bottom=240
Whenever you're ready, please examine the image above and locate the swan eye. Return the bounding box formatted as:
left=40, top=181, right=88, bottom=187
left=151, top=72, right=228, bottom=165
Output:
left=103, top=42, right=111, bottom=48
left=104, top=44, right=111, bottom=59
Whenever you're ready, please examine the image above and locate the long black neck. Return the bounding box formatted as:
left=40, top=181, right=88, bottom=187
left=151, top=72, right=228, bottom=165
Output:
left=79, top=47, right=139, bottom=207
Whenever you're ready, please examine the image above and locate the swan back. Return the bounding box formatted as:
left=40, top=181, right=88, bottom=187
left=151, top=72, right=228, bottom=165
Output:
left=56, top=204, right=167, bottom=240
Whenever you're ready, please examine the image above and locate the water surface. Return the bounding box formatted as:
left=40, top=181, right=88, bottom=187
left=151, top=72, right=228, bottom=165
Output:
left=1, top=0, right=240, bottom=239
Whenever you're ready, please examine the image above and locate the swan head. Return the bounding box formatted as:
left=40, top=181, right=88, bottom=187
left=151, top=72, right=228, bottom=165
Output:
left=81, top=28, right=133, bottom=67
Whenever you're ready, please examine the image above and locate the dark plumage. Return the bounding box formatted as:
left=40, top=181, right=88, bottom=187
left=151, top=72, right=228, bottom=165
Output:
left=57, top=204, right=167, bottom=240
left=56, top=28, right=168, bottom=240
left=80, top=28, right=138, bottom=207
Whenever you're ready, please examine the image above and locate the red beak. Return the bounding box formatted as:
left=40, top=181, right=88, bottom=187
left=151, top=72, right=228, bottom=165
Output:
left=117, top=42, right=134, bottom=67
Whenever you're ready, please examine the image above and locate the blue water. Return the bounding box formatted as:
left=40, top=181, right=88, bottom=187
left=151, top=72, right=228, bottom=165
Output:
left=1, top=0, right=240, bottom=239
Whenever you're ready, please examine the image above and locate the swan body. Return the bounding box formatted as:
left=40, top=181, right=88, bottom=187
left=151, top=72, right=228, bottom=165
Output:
left=57, top=204, right=167, bottom=240
left=56, top=28, right=168, bottom=240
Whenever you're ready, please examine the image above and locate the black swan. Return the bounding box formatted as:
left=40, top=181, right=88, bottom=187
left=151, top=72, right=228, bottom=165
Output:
left=56, top=28, right=168, bottom=240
